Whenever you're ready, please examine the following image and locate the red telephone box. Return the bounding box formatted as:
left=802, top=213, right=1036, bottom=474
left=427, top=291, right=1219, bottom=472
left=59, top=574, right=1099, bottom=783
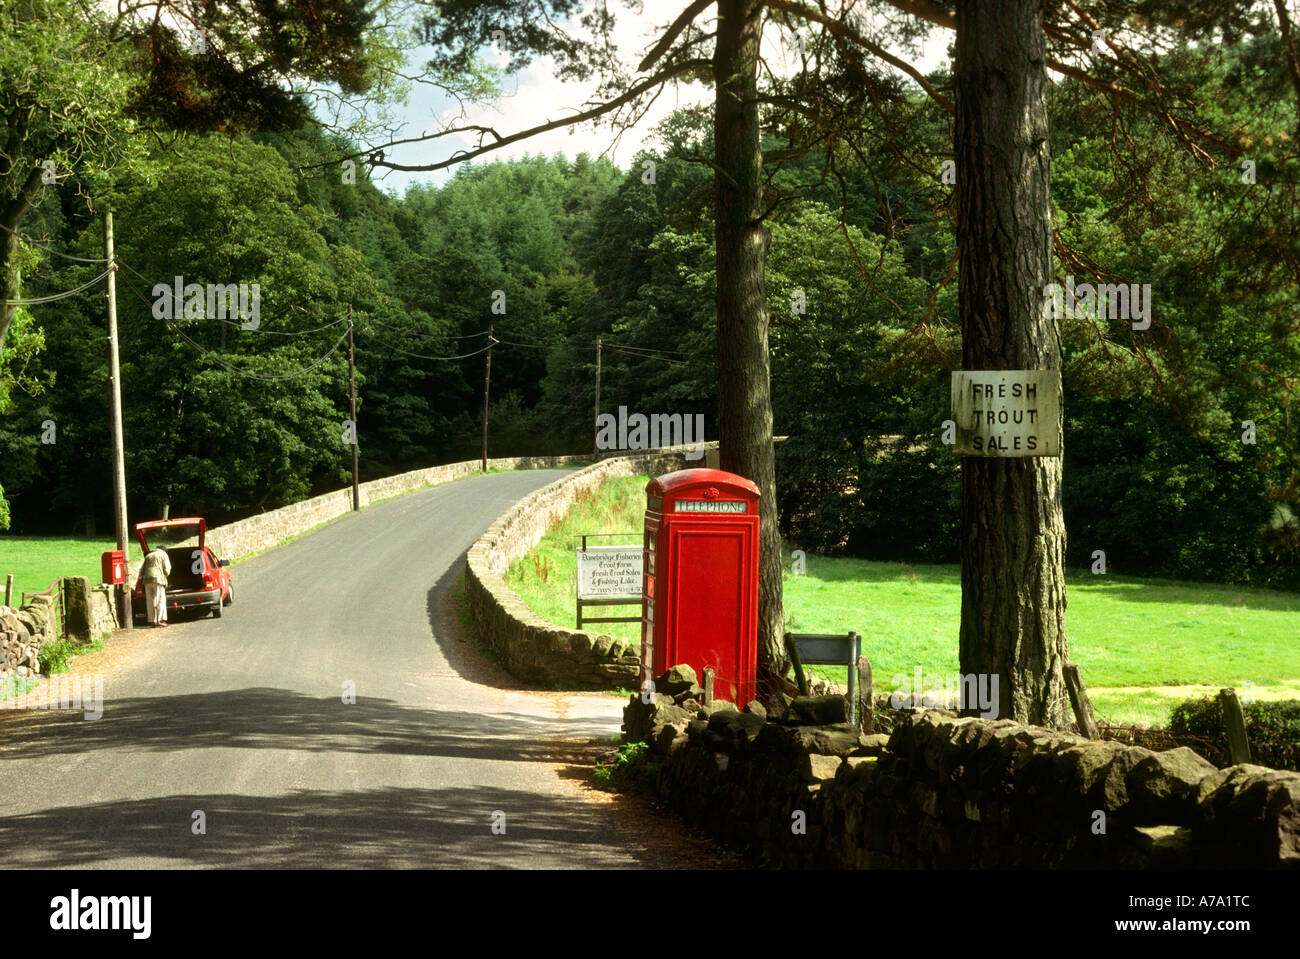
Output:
left=101, top=550, right=126, bottom=585
left=642, top=468, right=760, bottom=705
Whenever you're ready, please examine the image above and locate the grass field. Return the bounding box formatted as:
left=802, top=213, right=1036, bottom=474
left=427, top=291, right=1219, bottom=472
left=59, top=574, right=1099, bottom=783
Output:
left=507, top=474, right=1300, bottom=725
left=0, top=537, right=143, bottom=603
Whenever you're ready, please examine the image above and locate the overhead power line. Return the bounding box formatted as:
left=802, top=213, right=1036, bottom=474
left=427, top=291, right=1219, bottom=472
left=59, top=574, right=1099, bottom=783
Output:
left=116, top=270, right=351, bottom=382
left=0, top=268, right=112, bottom=306
left=365, top=332, right=496, bottom=361
left=165, top=321, right=352, bottom=382
left=603, top=344, right=693, bottom=366
left=492, top=337, right=695, bottom=366
left=203, top=314, right=350, bottom=336
left=114, top=258, right=352, bottom=336
left=602, top=341, right=685, bottom=356
left=0, top=221, right=112, bottom=264
left=366, top=316, right=490, bottom=340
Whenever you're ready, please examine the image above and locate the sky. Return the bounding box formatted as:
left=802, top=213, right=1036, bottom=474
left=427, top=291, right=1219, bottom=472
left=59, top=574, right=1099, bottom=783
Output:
left=364, top=2, right=952, bottom=195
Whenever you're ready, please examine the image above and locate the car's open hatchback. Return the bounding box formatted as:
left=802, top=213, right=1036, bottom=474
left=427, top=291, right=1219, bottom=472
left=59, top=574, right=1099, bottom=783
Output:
left=135, top=517, right=206, bottom=552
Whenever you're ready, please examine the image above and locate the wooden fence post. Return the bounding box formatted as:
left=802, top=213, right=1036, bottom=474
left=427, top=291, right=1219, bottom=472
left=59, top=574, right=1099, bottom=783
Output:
left=1218, top=687, right=1252, bottom=765
left=785, top=634, right=808, bottom=697
left=1064, top=663, right=1100, bottom=739
left=857, top=655, right=874, bottom=734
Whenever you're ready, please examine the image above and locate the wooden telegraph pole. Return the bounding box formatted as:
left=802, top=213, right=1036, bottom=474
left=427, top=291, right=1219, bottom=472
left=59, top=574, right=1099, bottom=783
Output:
left=103, top=208, right=132, bottom=629
left=593, top=336, right=602, bottom=457
left=481, top=322, right=493, bottom=472
left=347, top=303, right=359, bottom=511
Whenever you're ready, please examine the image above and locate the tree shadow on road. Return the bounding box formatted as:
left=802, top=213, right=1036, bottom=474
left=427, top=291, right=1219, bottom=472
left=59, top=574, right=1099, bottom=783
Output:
left=0, top=686, right=616, bottom=763
left=0, top=784, right=668, bottom=869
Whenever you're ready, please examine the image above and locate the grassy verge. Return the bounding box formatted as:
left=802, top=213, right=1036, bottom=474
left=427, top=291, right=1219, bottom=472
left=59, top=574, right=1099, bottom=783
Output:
left=507, top=475, right=1300, bottom=726
left=38, top=634, right=107, bottom=675
left=504, top=475, right=646, bottom=646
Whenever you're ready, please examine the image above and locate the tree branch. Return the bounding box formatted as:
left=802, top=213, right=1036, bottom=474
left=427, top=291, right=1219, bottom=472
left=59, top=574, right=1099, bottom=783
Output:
left=767, top=0, right=953, bottom=114
left=1275, top=0, right=1300, bottom=134
left=316, top=58, right=713, bottom=173
left=880, top=0, right=954, bottom=30
left=638, top=0, right=715, bottom=72
left=880, top=0, right=1238, bottom=159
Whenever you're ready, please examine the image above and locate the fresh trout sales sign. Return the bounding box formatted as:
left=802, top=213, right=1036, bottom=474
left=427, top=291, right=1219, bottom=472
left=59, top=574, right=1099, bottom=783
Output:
left=576, top=545, right=643, bottom=599
left=951, top=370, right=1062, bottom=457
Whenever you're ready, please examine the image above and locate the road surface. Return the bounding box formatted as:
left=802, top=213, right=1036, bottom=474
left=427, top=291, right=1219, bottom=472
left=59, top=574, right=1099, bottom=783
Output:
left=0, top=470, right=723, bottom=869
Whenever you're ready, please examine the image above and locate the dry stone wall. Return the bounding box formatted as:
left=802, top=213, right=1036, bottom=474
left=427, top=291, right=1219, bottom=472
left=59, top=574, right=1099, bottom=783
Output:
left=0, top=594, right=58, bottom=682
left=62, top=576, right=117, bottom=642
left=463, top=445, right=717, bottom=689
left=1, top=576, right=119, bottom=683
left=624, top=680, right=1300, bottom=869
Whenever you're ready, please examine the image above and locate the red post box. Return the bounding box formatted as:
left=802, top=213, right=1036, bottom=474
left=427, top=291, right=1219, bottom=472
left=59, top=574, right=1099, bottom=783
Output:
left=642, top=468, right=760, bottom=705
left=101, top=550, right=126, bottom=585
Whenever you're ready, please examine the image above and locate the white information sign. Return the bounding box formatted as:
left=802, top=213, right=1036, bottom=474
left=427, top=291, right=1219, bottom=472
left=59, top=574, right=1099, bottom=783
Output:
left=951, top=370, right=1062, bottom=457
left=576, top=545, right=643, bottom=599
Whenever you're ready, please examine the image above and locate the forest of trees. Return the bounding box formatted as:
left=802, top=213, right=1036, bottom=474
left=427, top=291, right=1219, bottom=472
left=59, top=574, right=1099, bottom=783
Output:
left=1, top=1, right=1297, bottom=603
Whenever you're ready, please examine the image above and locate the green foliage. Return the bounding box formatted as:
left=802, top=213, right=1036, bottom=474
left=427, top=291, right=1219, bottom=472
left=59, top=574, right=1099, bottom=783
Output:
left=37, top=635, right=102, bottom=675
left=0, top=0, right=412, bottom=523
left=1065, top=393, right=1281, bottom=586
left=0, top=303, right=50, bottom=416
left=1169, top=697, right=1300, bottom=772
left=408, top=0, right=620, bottom=85
left=0, top=139, right=628, bottom=531
left=123, top=0, right=380, bottom=136
left=0, top=0, right=146, bottom=190
left=592, top=739, right=650, bottom=790
left=0, top=0, right=147, bottom=403
left=110, top=136, right=355, bottom=514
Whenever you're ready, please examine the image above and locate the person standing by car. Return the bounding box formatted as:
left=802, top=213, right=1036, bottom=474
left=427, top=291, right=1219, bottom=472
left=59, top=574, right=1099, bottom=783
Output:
left=138, top=546, right=171, bottom=628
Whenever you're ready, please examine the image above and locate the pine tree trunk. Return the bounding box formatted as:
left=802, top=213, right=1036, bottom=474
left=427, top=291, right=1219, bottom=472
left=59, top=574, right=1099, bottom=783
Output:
left=954, top=0, right=1071, bottom=727
left=714, top=0, right=784, bottom=695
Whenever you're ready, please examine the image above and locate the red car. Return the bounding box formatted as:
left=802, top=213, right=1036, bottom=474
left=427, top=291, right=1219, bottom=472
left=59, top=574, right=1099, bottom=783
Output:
left=131, top=517, right=233, bottom=622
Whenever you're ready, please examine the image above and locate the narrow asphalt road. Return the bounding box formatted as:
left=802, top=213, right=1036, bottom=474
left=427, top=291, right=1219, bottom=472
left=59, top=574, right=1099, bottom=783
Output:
left=0, top=470, right=719, bottom=869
